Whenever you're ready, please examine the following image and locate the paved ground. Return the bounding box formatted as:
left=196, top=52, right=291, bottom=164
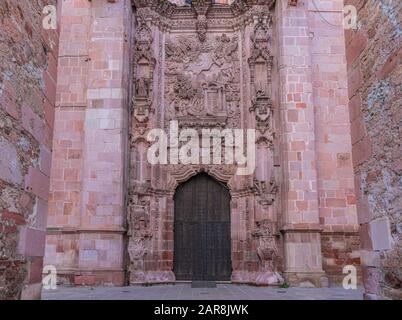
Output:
left=42, top=284, right=364, bottom=300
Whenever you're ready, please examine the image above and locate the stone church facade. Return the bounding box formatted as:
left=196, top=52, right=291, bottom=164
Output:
left=41, top=0, right=362, bottom=288
left=2, top=0, right=401, bottom=301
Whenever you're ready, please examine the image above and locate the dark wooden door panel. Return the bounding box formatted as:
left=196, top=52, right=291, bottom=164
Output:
left=174, top=174, right=231, bottom=281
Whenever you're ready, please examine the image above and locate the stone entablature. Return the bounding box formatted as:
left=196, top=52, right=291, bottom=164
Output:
left=132, top=0, right=276, bottom=33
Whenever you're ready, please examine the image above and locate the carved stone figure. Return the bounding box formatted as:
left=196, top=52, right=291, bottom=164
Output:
left=164, top=33, right=240, bottom=128
left=196, top=15, right=208, bottom=42
left=132, top=16, right=156, bottom=139
left=193, top=0, right=211, bottom=42
left=251, top=97, right=273, bottom=135
left=213, top=34, right=238, bottom=66
left=135, top=77, right=150, bottom=98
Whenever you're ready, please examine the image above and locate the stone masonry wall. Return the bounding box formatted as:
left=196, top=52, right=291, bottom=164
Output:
left=308, top=0, right=360, bottom=285
left=44, top=0, right=132, bottom=286
left=277, top=0, right=359, bottom=286
left=345, top=0, right=401, bottom=299
left=0, top=0, right=58, bottom=299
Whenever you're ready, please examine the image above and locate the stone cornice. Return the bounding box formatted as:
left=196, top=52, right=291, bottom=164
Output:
left=131, top=0, right=276, bottom=18
left=132, top=0, right=276, bottom=32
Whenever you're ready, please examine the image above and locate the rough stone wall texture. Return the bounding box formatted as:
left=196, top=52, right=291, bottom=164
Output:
left=0, top=0, right=58, bottom=299
left=345, top=0, right=402, bottom=299
left=44, top=0, right=132, bottom=286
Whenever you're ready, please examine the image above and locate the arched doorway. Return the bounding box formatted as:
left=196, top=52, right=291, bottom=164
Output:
left=174, top=173, right=231, bottom=281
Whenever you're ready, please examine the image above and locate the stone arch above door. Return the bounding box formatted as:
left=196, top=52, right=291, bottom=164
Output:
left=173, top=173, right=232, bottom=281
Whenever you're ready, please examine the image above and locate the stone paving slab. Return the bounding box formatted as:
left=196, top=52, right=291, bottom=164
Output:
left=42, top=284, right=364, bottom=300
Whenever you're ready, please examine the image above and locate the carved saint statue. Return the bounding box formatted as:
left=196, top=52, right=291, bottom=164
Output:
left=136, top=77, right=150, bottom=98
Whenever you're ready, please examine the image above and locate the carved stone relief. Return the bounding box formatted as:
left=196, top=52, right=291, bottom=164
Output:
left=249, top=13, right=274, bottom=140
left=251, top=219, right=283, bottom=285
left=129, top=1, right=281, bottom=286
left=132, top=16, right=156, bottom=137
left=164, top=33, right=241, bottom=129
left=127, top=191, right=152, bottom=273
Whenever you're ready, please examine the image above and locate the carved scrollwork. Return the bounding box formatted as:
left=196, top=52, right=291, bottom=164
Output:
left=252, top=219, right=279, bottom=271
left=248, top=12, right=274, bottom=139
left=196, top=14, right=208, bottom=42
left=168, top=164, right=235, bottom=191
left=253, top=177, right=278, bottom=207
left=127, top=191, right=152, bottom=270
left=132, top=15, right=156, bottom=136
left=192, top=0, right=211, bottom=42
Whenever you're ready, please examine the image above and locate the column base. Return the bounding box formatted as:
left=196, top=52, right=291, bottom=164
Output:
left=54, top=269, right=125, bottom=286
left=21, top=283, right=43, bottom=300
left=284, top=271, right=329, bottom=288
left=129, top=271, right=176, bottom=285
left=231, top=271, right=284, bottom=286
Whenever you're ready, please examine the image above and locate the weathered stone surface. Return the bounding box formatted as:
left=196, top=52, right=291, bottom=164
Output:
left=0, top=0, right=58, bottom=299
left=345, top=0, right=402, bottom=300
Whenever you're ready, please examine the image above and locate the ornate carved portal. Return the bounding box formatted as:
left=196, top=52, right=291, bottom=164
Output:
left=128, top=0, right=283, bottom=285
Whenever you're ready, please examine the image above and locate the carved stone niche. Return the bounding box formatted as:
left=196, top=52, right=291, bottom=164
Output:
left=132, top=16, right=156, bottom=131
left=248, top=13, right=274, bottom=137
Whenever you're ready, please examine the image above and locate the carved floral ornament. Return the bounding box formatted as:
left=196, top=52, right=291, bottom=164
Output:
left=132, top=0, right=277, bottom=38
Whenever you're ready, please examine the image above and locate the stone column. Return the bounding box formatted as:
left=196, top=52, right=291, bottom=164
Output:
left=45, top=0, right=132, bottom=286
left=78, top=0, right=132, bottom=286
left=45, top=0, right=90, bottom=285
left=309, top=0, right=360, bottom=285
left=277, top=0, right=326, bottom=287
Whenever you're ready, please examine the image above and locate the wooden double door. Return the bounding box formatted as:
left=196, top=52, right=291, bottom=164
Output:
left=174, top=174, right=231, bottom=281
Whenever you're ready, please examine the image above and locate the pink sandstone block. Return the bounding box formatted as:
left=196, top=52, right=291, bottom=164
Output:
left=40, top=146, right=52, bottom=177
left=0, top=137, right=23, bottom=185
left=35, top=198, right=49, bottom=230
left=369, top=217, right=392, bottom=251
left=18, top=227, right=46, bottom=257
left=25, top=167, right=50, bottom=201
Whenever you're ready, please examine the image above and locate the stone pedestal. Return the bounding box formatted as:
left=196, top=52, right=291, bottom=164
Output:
left=282, top=228, right=328, bottom=287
